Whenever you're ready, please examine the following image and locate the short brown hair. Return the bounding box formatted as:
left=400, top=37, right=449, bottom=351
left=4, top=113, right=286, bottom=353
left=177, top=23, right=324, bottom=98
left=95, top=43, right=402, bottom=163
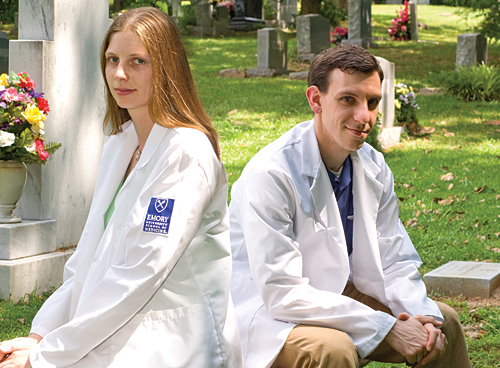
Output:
left=101, top=7, right=220, bottom=159
left=307, top=44, right=384, bottom=93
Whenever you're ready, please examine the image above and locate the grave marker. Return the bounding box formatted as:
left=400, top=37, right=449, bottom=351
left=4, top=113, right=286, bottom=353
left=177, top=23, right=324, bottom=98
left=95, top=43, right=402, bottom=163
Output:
left=277, top=0, right=297, bottom=29
left=343, top=0, right=376, bottom=48
left=456, top=33, right=488, bottom=69
left=410, top=1, right=418, bottom=41
left=424, top=261, right=500, bottom=298
left=247, top=28, right=287, bottom=77
left=0, top=32, right=8, bottom=74
left=296, top=14, right=330, bottom=62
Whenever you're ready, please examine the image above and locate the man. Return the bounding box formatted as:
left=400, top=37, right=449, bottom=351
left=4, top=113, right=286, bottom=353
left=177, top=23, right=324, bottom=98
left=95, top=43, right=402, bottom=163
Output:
left=229, top=44, right=470, bottom=368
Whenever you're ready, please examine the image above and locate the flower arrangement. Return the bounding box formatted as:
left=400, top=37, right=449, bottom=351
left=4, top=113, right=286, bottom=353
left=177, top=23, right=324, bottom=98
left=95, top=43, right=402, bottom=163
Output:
left=330, top=26, right=348, bottom=45
left=388, top=0, right=410, bottom=41
left=395, top=82, right=419, bottom=124
left=0, top=72, right=61, bottom=164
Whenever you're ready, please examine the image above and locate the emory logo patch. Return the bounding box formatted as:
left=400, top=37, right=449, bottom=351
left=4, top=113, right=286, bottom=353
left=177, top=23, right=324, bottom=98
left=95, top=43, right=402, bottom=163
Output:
left=143, top=197, right=175, bottom=235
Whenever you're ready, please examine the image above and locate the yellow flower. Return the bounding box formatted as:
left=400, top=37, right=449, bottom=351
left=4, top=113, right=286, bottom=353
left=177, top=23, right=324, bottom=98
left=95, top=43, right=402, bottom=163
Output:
left=22, top=104, right=46, bottom=129
left=395, top=100, right=401, bottom=109
left=410, top=86, right=413, bottom=92
left=0, top=74, right=8, bottom=87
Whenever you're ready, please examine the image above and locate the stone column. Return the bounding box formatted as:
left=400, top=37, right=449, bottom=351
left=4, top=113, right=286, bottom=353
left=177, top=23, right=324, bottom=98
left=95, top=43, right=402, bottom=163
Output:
left=296, top=14, right=330, bottom=62
left=343, top=0, right=376, bottom=49
left=1, top=0, right=110, bottom=300
left=456, top=33, right=488, bottom=69
left=410, top=1, right=418, bottom=41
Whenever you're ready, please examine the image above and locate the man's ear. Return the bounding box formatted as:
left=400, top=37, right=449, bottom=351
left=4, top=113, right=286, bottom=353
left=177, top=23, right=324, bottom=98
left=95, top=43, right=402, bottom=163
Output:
left=306, top=85, right=322, bottom=115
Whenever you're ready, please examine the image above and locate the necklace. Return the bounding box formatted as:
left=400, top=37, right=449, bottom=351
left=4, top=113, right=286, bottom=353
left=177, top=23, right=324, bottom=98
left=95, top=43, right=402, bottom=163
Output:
left=135, top=147, right=142, bottom=162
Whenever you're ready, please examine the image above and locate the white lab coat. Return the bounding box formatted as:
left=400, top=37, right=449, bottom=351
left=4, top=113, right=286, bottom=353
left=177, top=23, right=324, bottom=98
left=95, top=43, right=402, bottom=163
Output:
left=29, top=121, right=242, bottom=368
left=229, top=119, right=442, bottom=368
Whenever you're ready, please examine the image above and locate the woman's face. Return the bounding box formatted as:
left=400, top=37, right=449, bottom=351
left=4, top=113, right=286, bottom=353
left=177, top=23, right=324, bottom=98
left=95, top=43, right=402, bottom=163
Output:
left=105, top=31, right=153, bottom=119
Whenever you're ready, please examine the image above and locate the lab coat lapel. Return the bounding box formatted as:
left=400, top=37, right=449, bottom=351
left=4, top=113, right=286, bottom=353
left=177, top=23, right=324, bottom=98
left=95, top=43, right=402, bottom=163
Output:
left=350, top=149, right=387, bottom=302
left=302, top=119, right=348, bottom=259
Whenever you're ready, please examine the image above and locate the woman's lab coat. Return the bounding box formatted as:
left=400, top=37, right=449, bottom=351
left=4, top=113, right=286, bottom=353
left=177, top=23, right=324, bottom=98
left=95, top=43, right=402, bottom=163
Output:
left=29, top=121, right=242, bottom=368
left=229, top=119, right=442, bottom=367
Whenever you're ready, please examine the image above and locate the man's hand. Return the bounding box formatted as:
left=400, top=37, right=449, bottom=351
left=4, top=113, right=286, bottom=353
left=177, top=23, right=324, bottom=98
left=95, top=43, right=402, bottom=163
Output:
left=0, top=334, right=42, bottom=368
left=415, top=323, right=448, bottom=367
left=385, top=313, right=441, bottom=365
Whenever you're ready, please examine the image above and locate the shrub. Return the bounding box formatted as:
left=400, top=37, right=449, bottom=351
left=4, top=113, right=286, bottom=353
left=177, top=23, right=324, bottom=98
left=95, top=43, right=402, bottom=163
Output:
left=431, top=64, right=500, bottom=101
left=0, top=0, right=17, bottom=24
left=319, top=0, right=347, bottom=28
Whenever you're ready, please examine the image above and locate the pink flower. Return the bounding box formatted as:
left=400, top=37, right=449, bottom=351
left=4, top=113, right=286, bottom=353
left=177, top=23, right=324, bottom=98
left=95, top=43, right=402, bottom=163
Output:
left=34, top=138, right=49, bottom=161
left=2, top=87, right=24, bottom=102
left=401, top=25, right=407, bottom=32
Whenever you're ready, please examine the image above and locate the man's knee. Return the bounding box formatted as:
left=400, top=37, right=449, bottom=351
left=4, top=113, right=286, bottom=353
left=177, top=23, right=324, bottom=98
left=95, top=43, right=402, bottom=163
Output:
left=436, top=301, right=462, bottom=338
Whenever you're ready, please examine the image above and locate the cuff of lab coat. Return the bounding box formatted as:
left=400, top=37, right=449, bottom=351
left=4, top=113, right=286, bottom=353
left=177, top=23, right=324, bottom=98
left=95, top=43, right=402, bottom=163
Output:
left=357, top=313, right=397, bottom=359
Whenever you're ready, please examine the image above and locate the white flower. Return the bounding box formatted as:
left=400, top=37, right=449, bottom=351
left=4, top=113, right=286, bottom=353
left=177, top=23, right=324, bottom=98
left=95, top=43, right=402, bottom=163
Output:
left=0, top=130, right=15, bottom=147
left=25, top=142, right=36, bottom=152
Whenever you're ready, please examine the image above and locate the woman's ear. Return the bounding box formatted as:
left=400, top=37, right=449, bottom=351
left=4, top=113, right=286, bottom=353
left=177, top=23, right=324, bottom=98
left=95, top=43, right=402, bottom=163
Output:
left=306, top=86, right=322, bottom=115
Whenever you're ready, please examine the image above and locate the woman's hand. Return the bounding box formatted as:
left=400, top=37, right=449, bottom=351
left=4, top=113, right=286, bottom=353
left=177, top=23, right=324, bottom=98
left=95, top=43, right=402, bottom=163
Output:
left=0, top=334, right=42, bottom=368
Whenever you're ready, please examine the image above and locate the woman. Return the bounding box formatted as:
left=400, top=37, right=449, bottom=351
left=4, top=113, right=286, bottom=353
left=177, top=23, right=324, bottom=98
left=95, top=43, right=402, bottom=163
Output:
left=0, top=7, right=241, bottom=368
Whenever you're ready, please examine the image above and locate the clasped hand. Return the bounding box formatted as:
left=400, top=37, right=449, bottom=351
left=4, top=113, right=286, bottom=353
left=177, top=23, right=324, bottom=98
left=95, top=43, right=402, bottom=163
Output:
left=385, top=313, right=448, bottom=367
left=0, top=334, right=42, bottom=368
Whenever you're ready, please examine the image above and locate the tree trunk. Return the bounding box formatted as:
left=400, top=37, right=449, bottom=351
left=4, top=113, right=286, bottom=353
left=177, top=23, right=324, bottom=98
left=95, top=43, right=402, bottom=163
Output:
left=300, top=0, right=321, bottom=15
left=114, top=0, right=123, bottom=13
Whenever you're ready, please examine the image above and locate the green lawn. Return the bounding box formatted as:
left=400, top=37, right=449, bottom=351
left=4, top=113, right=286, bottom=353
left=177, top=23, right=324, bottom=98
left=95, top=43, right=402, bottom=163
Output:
left=2, top=4, right=500, bottom=366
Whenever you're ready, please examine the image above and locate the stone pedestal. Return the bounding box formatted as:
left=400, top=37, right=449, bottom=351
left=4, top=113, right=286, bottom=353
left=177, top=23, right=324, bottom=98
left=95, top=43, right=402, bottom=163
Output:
left=456, top=33, right=488, bottom=69
left=297, top=14, right=330, bottom=62
left=423, top=261, right=500, bottom=298
left=343, top=0, right=377, bottom=49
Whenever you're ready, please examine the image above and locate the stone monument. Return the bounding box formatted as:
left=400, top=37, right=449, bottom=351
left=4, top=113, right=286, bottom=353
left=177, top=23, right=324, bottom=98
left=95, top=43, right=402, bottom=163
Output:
left=410, top=1, right=418, bottom=42
left=343, top=0, right=377, bottom=49
left=296, top=14, right=330, bottom=62
left=231, top=0, right=266, bottom=31
left=386, top=0, right=403, bottom=4
left=424, top=261, right=500, bottom=298
left=376, top=57, right=401, bottom=150
left=190, top=3, right=233, bottom=37
left=277, top=0, right=297, bottom=29
left=0, top=31, right=8, bottom=74
left=0, top=0, right=110, bottom=300
left=247, top=28, right=287, bottom=77
left=456, top=33, right=488, bottom=69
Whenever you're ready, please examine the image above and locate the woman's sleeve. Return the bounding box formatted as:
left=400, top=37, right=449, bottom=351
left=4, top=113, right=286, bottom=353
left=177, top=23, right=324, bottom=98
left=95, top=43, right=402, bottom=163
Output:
left=29, top=147, right=218, bottom=368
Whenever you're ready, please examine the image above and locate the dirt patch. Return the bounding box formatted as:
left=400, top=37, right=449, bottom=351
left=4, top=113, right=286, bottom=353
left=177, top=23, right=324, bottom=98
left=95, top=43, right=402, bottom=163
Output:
left=432, top=284, right=500, bottom=308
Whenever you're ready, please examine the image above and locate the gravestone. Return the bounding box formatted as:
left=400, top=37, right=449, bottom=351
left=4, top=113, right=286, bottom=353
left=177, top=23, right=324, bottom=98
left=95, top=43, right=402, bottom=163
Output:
left=416, top=0, right=429, bottom=4
left=376, top=57, right=401, bottom=150
left=191, top=3, right=233, bottom=37
left=247, top=28, right=287, bottom=77
left=0, top=32, right=8, bottom=74
left=231, top=0, right=266, bottom=31
left=197, top=2, right=213, bottom=28
left=0, top=0, right=110, bottom=300
left=343, top=0, right=376, bottom=49
left=213, top=5, right=230, bottom=30
left=410, top=1, right=418, bottom=41
left=172, top=0, right=183, bottom=18
left=456, top=33, right=488, bottom=69
left=424, top=261, right=500, bottom=298
left=296, top=14, right=330, bottom=62
left=386, top=0, right=403, bottom=4
left=277, top=0, right=297, bottom=29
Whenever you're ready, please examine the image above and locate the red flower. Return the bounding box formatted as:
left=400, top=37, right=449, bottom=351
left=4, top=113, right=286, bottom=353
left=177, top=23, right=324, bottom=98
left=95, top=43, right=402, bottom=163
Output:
left=36, top=97, right=50, bottom=113
left=17, top=72, right=36, bottom=90
left=34, top=138, right=49, bottom=161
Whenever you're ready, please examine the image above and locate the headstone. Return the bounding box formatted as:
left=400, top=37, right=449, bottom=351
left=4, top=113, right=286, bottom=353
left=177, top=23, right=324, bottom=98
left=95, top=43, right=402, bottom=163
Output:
left=410, top=1, right=418, bottom=41
left=386, top=0, right=403, bottom=4
left=456, top=33, right=488, bottom=69
left=2, top=0, right=110, bottom=300
left=257, top=28, right=287, bottom=70
left=343, top=0, right=377, bottom=49
left=416, top=0, right=429, bottom=4
left=0, top=32, right=8, bottom=74
left=172, top=0, right=183, bottom=18
left=375, top=56, right=401, bottom=150
left=277, top=0, right=297, bottom=29
left=424, top=261, right=500, bottom=298
left=296, top=14, right=330, bottom=62
left=213, top=5, right=230, bottom=30
left=196, top=2, right=213, bottom=28
left=231, top=0, right=266, bottom=31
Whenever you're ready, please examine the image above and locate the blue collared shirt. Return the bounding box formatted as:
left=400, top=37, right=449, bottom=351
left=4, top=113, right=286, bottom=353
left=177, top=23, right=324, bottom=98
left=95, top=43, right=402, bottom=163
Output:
left=325, top=155, right=354, bottom=256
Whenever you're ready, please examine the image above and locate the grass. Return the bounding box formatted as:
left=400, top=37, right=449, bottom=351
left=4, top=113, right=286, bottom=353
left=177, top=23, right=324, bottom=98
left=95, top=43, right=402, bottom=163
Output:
left=1, top=4, right=500, bottom=366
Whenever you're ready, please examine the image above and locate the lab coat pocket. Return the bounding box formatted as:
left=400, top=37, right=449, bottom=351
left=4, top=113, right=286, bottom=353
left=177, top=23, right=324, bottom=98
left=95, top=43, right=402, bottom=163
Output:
left=108, top=304, right=223, bottom=368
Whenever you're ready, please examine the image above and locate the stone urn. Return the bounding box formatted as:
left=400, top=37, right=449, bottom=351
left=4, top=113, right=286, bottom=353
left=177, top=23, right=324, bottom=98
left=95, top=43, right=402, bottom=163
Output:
left=0, top=160, right=27, bottom=223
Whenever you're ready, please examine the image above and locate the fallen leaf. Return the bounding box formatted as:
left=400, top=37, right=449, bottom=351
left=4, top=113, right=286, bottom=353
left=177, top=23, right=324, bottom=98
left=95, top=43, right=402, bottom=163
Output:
left=464, top=240, right=469, bottom=244
left=444, top=132, right=455, bottom=137
left=406, top=218, right=418, bottom=227
left=440, top=120, right=447, bottom=125
left=412, top=167, right=416, bottom=171
left=438, top=196, right=454, bottom=205
left=448, top=183, right=454, bottom=190
left=416, top=210, right=421, bottom=217
left=430, top=120, right=435, bottom=124
left=425, top=149, right=429, bottom=154
left=492, top=247, right=500, bottom=253
left=18, top=318, right=24, bottom=324
left=477, top=235, right=486, bottom=241
left=440, top=172, right=454, bottom=181
left=485, top=120, right=500, bottom=125
left=427, top=189, right=433, bottom=193
left=420, top=126, right=435, bottom=135
left=234, top=121, right=244, bottom=125
left=495, top=232, right=500, bottom=238
left=495, top=194, right=500, bottom=200
left=474, top=185, right=486, bottom=193
left=441, top=166, right=449, bottom=172
left=479, top=199, right=485, bottom=203
left=228, top=109, right=238, bottom=115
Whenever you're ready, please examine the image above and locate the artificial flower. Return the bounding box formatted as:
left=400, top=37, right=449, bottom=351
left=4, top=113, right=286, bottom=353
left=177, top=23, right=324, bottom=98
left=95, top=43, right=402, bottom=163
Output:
left=2, top=87, right=24, bottom=102
left=0, top=130, right=15, bottom=147
left=34, top=138, right=49, bottom=161
left=22, top=104, right=46, bottom=129
left=0, top=73, right=9, bottom=87
left=36, top=97, right=50, bottom=113
left=17, top=72, right=36, bottom=90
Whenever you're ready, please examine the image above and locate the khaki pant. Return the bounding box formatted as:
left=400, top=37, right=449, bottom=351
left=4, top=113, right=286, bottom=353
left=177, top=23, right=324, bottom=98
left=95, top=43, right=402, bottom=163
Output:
left=271, top=284, right=470, bottom=368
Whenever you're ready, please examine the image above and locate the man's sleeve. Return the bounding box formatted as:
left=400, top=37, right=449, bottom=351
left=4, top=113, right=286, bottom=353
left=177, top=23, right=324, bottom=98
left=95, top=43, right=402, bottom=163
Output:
left=234, top=165, right=397, bottom=358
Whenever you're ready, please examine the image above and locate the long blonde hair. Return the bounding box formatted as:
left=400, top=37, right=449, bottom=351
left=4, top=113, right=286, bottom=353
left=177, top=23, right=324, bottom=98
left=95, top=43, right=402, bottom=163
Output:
left=100, top=7, right=220, bottom=159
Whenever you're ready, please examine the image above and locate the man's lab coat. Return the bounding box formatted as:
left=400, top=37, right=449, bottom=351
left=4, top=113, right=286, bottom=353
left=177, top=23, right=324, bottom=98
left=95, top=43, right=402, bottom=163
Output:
left=229, top=119, right=441, bottom=368
left=29, top=121, right=242, bottom=368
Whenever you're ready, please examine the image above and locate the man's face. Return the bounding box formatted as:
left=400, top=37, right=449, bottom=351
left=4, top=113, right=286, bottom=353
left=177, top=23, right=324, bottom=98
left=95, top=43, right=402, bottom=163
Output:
left=307, top=68, right=382, bottom=169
